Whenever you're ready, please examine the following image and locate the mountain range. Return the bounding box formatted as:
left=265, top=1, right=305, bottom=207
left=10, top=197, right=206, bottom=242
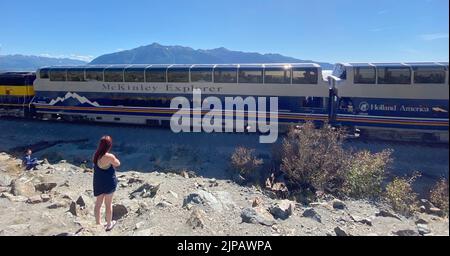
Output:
left=90, top=43, right=333, bottom=69
left=1, top=43, right=333, bottom=71
left=0, top=55, right=87, bottom=72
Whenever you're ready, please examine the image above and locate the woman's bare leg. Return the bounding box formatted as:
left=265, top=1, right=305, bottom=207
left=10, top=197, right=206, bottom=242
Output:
left=94, top=194, right=105, bottom=225
left=104, top=193, right=114, bottom=227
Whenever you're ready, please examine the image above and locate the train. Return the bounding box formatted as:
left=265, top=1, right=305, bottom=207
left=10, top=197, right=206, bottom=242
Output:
left=0, top=62, right=448, bottom=142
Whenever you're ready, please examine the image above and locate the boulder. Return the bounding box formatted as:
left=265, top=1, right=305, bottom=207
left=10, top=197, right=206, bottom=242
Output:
left=183, top=190, right=223, bottom=212
left=27, top=195, right=43, bottom=204
left=11, top=179, right=36, bottom=197
left=1, top=192, right=28, bottom=202
left=415, top=218, right=429, bottom=225
left=41, top=194, right=51, bottom=202
left=334, top=226, right=349, bottom=236
left=350, top=215, right=372, bottom=226
left=302, top=208, right=322, bottom=223
left=48, top=201, right=68, bottom=209
left=0, top=174, right=12, bottom=187
left=269, top=200, right=295, bottom=220
left=112, top=204, right=128, bottom=220
left=394, top=229, right=420, bottom=236
left=130, top=183, right=160, bottom=199
left=428, top=207, right=444, bottom=217
left=331, top=199, right=346, bottom=210
left=35, top=182, right=57, bottom=193
left=156, top=201, right=173, bottom=208
left=187, top=208, right=206, bottom=229
left=375, top=210, right=401, bottom=220
left=241, top=207, right=276, bottom=226
left=417, top=224, right=431, bottom=235
left=68, top=201, right=78, bottom=216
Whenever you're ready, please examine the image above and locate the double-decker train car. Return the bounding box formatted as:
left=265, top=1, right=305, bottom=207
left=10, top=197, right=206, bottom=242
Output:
left=328, top=62, right=449, bottom=141
left=0, top=72, right=36, bottom=117
left=31, top=63, right=330, bottom=129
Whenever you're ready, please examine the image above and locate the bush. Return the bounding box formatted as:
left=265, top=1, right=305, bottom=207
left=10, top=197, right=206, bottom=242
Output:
left=429, top=178, right=449, bottom=215
left=342, top=149, right=393, bottom=199
left=280, top=122, right=348, bottom=193
left=230, top=146, right=263, bottom=178
left=385, top=173, right=420, bottom=216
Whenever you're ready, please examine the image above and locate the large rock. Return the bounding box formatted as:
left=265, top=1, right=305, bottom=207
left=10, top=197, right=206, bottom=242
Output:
left=27, top=195, right=43, bottom=204
left=0, top=174, right=12, bottom=187
left=269, top=200, right=295, bottom=220
left=334, top=226, right=349, bottom=236
left=417, top=224, right=431, bottom=235
left=302, top=208, right=322, bottom=223
left=11, top=179, right=36, bottom=197
left=187, top=208, right=206, bottom=229
left=241, top=207, right=276, bottom=226
left=183, top=190, right=225, bottom=212
left=112, top=204, right=128, bottom=220
left=375, top=210, right=401, bottom=220
left=331, top=199, right=346, bottom=210
left=34, top=182, right=57, bottom=193
left=1, top=192, right=28, bottom=202
left=130, top=183, right=160, bottom=199
left=394, top=229, right=420, bottom=236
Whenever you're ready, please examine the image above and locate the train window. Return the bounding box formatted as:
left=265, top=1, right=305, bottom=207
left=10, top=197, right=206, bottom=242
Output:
left=377, top=67, right=411, bottom=84
left=264, top=68, right=291, bottom=84
left=67, top=70, right=85, bottom=82
left=413, top=67, right=446, bottom=84
left=292, top=68, right=318, bottom=84
left=85, top=69, right=104, bottom=81
left=238, top=68, right=263, bottom=83
left=104, top=69, right=124, bottom=82
left=146, top=69, right=167, bottom=82
left=354, top=67, right=376, bottom=84
left=168, top=69, right=189, bottom=83
left=191, top=68, right=213, bottom=83
left=124, top=69, right=145, bottom=83
left=49, top=69, right=67, bottom=81
left=39, top=69, right=50, bottom=79
left=214, top=68, right=237, bottom=83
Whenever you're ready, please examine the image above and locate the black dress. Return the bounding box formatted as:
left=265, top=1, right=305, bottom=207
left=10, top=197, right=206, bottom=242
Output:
left=93, top=163, right=117, bottom=197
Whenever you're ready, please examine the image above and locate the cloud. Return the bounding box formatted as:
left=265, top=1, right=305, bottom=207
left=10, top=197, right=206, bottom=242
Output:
left=419, top=33, right=449, bottom=41
left=39, top=53, right=94, bottom=62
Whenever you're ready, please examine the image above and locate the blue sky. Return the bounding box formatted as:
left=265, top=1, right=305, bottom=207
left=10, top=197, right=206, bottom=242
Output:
left=0, top=0, right=448, bottom=63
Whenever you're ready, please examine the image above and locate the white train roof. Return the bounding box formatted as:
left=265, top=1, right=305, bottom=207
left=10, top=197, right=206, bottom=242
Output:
left=340, top=62, right=448, bottom=68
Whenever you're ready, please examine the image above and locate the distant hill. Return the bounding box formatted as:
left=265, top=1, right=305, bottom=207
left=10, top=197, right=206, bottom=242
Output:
left=90, top=43, right=334, bottom=69
left=0, top=55, right=87, bottom=72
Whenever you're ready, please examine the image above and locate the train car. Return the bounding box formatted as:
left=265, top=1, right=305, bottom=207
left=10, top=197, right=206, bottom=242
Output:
left=328, top=62, right=449, bottom=142
left=31, top=63, right=330, bottom=129
left=0, top=72, right=36, bottom=117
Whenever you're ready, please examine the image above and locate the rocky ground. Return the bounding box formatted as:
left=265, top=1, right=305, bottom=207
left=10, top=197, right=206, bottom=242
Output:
left=0, top=152, right=448, bottom=236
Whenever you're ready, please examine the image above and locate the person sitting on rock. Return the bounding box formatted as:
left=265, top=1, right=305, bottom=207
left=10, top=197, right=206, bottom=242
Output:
left=22, top=149, right=39, bottom=171
left=92, top=135, right=120, bottom=231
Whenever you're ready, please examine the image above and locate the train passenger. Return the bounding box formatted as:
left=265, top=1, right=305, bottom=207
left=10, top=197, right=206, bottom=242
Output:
left=22, top=149, right=39, bottom=171
left=92, top=135, right=121, bottom=231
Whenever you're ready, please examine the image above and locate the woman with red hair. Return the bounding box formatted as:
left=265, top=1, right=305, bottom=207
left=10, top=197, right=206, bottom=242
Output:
left=92, top=135, right=120, bottom=231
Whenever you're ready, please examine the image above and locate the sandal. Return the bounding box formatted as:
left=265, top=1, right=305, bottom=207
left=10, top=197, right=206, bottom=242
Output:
left=105, top=220, right=117, bottom=232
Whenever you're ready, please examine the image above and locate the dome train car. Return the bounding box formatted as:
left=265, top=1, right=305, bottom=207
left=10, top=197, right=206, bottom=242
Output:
left=31, top=63, right=330, bottom=127
left=0, top=72, right=36, bottom=117
left=328, top=62, right=449, bottom=142
left=1, top=62, right=448, bottom=142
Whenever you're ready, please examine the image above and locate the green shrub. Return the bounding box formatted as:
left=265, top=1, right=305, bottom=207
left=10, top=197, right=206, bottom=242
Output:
left=429, top=178, right=449, bottom=216
left=230, top=146, right=263, bottom=178
left=280, top=122, right=348, bottom=193
left=342, top=149, right=393, bottom=199
left=385, top=173, right=420, bottom=216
